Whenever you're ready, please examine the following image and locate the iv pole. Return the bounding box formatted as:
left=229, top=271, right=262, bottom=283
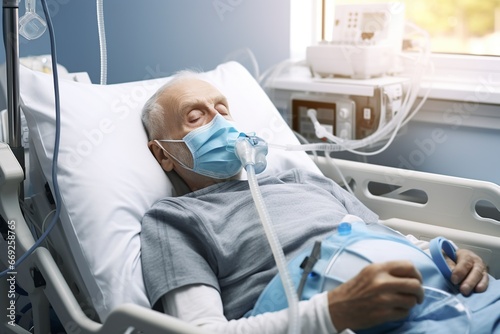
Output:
left=2, top=0, right=24, bottom=198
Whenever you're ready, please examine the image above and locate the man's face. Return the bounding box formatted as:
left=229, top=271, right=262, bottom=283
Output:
left=157, top=78, right=233, bottom=140
left=149, top=77, right=239, bottom=190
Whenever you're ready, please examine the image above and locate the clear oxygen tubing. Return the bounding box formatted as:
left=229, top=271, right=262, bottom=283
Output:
left=264, top=49, right=429, bottom=156
left=223, top=48, right=260, bottom=81
left=270, top=54, right=424, bottom=155
left=258, top=58, right=305, bottom=86
left=324, top=154, right=355, bottom=196
left=293, top=131, right=355, bottom=196
left=235, top=138, right=300, bottom=334
left=270, top=22, right=433, bottom=156
left=96, top=0, right=107, bottom=85
left=303, top=58, right=434, bottom=158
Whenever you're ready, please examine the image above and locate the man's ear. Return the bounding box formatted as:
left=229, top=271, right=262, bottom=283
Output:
left=148, top=141, right=174, bottom=172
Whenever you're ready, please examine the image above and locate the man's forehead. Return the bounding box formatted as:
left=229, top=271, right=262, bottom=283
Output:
left=165, top=77, right=213, bottom=95
left=158, top=78, right=225, bottom=109
left=171, top=77, right=218, bottom=93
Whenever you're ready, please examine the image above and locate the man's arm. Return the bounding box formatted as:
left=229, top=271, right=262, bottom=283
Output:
left=161, top=254, right=488, bottom=333
left=162, top=284, right=337, bottom=334
left=162, top=261, right=423, bottom=333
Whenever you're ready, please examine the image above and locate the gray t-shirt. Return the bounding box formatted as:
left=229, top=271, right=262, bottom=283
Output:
left=141, top=168, right=378, bottom=320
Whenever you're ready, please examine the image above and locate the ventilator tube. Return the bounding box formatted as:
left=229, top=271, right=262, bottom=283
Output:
left=279, top=104, right=408, bottom=152
left=235, top=137, right=300, bottom=334
left=275, top=61, right=424, bottom=154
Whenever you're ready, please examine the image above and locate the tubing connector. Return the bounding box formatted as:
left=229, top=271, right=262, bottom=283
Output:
left=234, top=134, right=268, bottom=174
left=19, top=0, right=47, bottom=40
left=307, top=108, right=331, bottom=140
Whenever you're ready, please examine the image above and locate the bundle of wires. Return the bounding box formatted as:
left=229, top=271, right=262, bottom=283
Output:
left=263, top=21, right=434, bottom=157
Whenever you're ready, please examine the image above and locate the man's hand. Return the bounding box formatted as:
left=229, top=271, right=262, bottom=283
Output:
left=327, top=261, right=424, bottom=332
left=446, top=248, right=489, bottom=296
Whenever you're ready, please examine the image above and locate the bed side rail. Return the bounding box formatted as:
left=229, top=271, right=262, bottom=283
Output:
left=1, top=142, right=213, bottom=334
left=32, top=247, right=211, bottom=334
left=316, top=156, right=500, bottom=235
left=316, top=156, right=500, bottom=278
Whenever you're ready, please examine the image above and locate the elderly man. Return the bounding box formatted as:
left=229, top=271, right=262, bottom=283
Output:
left=140, top=72, right=495, bottom=334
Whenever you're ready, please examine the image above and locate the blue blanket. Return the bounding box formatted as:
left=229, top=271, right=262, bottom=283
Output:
left=251, top=222, right=500, bottom=334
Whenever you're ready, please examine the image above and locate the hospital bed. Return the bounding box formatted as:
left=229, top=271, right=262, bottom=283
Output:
left=1, top=60, right=500, bottom=334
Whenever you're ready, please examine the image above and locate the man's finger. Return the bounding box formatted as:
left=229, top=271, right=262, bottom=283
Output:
left=458, top=263, right=488, bottom=295
left=384, top=261, right=423, bottom=282
left=380, top=261, right=425, bottom=304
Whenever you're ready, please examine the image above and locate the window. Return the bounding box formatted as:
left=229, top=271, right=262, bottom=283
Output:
left=292, top=0, right=500, bottom=57
left=404, top=0, right=500, bottom=57
left=290, top=0, right=500, bottom=103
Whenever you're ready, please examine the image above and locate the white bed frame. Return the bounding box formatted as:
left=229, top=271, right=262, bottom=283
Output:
left=2, top=142, right=500, bottom=333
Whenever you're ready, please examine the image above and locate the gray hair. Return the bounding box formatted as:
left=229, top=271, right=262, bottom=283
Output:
left=141, top=69, right=201, bottom=141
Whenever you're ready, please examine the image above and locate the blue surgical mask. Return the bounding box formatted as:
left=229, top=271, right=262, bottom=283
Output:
left=156, top=114, right=243, bottom=179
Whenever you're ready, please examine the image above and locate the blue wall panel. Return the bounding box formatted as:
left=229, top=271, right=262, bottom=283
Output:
left=1, top=0, right=290, bottom=83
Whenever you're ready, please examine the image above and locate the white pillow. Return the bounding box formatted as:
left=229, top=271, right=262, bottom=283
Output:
left=19, top=61, right=320, bottom=320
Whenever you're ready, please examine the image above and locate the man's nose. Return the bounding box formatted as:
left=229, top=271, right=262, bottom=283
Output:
left=207, top=105, right=219, bottom=117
